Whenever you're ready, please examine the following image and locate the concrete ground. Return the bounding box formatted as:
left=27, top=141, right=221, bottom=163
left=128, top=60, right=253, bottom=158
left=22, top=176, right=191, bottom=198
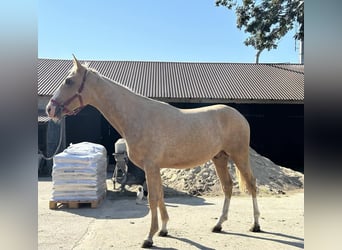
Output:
left=38, top=177, right=304, bottom=249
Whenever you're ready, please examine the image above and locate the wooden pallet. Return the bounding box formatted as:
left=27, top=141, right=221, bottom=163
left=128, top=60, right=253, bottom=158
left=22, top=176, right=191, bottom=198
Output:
left=49, top=192, right=106, bottom=209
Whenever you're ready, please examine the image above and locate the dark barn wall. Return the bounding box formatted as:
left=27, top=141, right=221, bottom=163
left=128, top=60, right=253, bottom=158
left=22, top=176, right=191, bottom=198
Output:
left=38, top=122, right=49, bottom=176
left=65, top=106, right=121, bottom=165
left=233, top=103, right=304, bottom=173
left=65, top=106, right=102, bottom=147
left=39, top=120, right=64, bottom=176
left=100, top=115, right=121, bottom=164
left=38, top=123, right=47, bottom=155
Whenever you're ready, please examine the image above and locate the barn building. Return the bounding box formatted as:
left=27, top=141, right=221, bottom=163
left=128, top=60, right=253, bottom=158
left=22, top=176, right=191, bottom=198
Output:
left=38, top=59, right=304, bottom=174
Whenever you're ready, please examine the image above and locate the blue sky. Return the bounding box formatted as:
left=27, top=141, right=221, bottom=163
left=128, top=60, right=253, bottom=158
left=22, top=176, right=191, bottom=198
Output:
left=38, top=0, right=300, bottom=63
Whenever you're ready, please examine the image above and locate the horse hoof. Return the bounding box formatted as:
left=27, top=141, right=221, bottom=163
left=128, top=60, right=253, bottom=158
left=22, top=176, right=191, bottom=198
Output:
left=141, top=240, right=153, bottom=248
left=250, top=224, right=261, bottom=232
left=212, top=225, right=222, bottom=233
left=158, top=230, right=168, bottom=237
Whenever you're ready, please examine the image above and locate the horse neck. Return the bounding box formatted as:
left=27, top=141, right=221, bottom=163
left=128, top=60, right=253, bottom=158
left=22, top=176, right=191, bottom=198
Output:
left=86, top=72, right=141, bottom=137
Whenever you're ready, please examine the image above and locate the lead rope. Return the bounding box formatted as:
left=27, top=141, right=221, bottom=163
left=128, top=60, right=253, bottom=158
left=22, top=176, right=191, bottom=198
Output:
left=40, top=117, right=65, bottom=161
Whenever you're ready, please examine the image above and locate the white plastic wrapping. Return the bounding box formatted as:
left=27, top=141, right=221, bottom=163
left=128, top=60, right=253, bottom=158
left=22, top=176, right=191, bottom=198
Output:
left=51, top=142, right=107, bottom=201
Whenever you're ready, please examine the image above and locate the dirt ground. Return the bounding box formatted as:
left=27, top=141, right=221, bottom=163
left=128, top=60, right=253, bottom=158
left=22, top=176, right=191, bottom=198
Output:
left=38, top=177, right=304, bottom=250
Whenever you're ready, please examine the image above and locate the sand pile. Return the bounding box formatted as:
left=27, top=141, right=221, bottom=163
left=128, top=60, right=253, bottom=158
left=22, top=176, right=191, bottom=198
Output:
left=160, top=148, right=304, bottom=196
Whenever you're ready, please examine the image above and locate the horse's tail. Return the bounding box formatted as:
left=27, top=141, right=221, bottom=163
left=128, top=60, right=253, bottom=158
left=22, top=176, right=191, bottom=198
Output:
left=233, top=154, right=255, bottom=194
left=234, top=164, right=247, bottom=193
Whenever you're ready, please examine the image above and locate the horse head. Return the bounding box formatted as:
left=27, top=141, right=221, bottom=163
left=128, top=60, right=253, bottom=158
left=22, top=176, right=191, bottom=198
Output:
left=46, top=55, right=88, bottom=121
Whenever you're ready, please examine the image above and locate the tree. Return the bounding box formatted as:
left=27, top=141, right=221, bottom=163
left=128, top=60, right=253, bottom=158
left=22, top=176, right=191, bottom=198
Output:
left=216, top=0, right=304, bottom=63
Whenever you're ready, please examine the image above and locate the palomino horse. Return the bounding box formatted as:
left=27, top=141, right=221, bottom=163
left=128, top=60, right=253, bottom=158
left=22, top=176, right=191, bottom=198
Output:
left=46, top=56, right=261, bottom=248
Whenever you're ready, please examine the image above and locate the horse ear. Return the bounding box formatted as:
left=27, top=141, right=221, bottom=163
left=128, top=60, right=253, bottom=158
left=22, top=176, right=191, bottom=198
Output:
left=72, top=54, right=82, bottom=70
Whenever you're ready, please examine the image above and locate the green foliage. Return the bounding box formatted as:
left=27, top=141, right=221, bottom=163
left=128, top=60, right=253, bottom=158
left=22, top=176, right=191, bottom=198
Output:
left=216, top=0, right=304, bottom=62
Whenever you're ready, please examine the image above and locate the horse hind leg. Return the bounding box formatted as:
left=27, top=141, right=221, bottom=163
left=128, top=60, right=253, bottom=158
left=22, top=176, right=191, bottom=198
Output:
left=211, top=151, right=232, bottom=232
left=231, top=151, right=261, bottom=232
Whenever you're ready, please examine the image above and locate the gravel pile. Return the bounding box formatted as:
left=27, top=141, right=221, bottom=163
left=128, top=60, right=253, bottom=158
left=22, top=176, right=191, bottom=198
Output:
left=160, top=148, right=304, bottom=196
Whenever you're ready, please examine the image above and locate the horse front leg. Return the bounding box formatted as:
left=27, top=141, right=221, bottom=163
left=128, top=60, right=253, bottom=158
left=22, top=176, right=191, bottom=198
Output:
left=141, top=165, right=165, bottom=248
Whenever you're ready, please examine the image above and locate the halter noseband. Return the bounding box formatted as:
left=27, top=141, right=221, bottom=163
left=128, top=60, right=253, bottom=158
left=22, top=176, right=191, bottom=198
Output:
left=51, top=69, right=88, bottom=116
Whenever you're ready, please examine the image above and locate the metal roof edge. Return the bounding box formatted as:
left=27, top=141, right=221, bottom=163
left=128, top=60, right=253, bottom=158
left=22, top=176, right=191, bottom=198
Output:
left=155, top=97, right=304, bottom=105
left=38, top=58, right=304, bottom=66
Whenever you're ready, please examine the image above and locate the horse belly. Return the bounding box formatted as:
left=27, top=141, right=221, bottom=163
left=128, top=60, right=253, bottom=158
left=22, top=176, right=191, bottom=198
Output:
left=159, top=132, right=222, bottom=169
left=162, top=153, right=215, bottom=169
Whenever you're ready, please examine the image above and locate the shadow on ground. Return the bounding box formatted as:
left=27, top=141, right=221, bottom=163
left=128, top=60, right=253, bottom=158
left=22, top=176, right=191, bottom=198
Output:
left=218, top=230, right=304, bottom=249
left=48, top=180, right=215, bottom=220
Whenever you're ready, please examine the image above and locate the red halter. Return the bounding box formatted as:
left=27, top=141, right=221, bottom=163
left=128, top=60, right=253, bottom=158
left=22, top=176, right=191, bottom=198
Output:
left=51, top=69, right=87, bottom=116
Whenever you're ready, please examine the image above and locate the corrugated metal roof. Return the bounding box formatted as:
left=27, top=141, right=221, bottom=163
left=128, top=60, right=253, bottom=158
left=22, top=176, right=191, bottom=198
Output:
left=38, top=59, right=304, bottom=104
left=38, top=110, right=50, bottom=123
left=38, top=115, right=50, bottom=123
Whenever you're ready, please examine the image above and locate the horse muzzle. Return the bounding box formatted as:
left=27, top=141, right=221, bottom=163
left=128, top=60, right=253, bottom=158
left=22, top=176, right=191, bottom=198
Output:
left=46, top=98, right=85, bottom=121
left=46, top=101, right=63, bottom=121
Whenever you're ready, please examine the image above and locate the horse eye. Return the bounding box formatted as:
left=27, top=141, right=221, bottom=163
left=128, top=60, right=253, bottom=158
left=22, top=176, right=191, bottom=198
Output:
left=65, top=78, right=73, bottom=85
